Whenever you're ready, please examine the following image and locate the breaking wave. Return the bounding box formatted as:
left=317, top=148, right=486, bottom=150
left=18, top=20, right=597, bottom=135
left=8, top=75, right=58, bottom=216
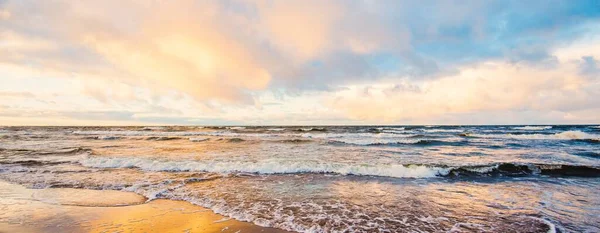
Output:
left=97, top=136, right=120, bottom=140
left=189, top=137, right=210, bottom=142
left=296, top=128, right=326, bottom=132
left=77, top=156, right=600, bottom=178
left=512, top=126, right=553, bottom=130
left=79, top=156, right=449, bottom=178
left=468, top=131, right=599, bottom=140
left=329, top=139, right=464, bottom=146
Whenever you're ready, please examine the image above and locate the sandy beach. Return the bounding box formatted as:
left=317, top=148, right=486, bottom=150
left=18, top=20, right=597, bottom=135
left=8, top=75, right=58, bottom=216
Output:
left=0, top=181, right=290, bottom=233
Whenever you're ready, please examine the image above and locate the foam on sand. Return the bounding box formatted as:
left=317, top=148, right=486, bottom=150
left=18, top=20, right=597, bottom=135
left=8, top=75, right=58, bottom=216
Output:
left=32, top=188, right=146, bottom=207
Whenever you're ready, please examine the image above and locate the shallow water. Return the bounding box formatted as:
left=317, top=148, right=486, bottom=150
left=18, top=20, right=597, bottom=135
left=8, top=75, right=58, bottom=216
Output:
left=1, top=125, right=599, bottom=232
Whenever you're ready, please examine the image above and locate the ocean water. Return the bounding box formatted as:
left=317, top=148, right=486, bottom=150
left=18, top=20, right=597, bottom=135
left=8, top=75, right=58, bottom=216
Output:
left=1, top=125, right=599, bottom=232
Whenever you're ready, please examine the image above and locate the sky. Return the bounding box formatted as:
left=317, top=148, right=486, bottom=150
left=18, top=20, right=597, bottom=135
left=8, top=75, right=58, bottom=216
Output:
left=1, top=0, right=600, bottom=126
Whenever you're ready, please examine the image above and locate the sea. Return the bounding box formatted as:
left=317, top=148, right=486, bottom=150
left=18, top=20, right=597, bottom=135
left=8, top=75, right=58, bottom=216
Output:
left=1, top=125, right=599, bottom=232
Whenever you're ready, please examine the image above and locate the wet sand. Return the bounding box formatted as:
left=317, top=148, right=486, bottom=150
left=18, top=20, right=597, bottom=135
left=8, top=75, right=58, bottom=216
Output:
left=0, top=181, right=290, bottom=233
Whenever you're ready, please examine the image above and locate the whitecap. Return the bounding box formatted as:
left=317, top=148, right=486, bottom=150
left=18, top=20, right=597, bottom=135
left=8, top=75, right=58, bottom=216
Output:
left=526, top=217, right=557, bottom=233
left=421, top=129, right=464, bottom=133
left=141, top=126, right=166, bottom=131
left=189, top=137, right=210, bottom=142
left=512, top=126, right=553, bottom=130
left=469, top=130, right=599, bottom=140
left=97, top=136, right=120, bottom=140
left=79, top=155, right=450, bottom=178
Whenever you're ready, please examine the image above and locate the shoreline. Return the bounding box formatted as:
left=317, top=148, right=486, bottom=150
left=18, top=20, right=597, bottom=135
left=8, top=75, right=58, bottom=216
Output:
left=0, top=180, right=291, bottom=233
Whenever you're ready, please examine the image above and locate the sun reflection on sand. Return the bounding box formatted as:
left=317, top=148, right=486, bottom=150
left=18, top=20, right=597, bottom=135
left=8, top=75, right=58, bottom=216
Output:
left=0, top=181, right=289, bottom=233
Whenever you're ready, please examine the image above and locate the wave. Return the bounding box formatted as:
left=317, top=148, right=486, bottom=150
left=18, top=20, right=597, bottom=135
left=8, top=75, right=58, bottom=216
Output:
left=145, top=136, right=181, bottom=141
left=77, top=155, right=600, bottom=178
left=296, top=128, right=326, bottom=132
left=226, top=138, right=245, bottom=143
left=512, top=126, right=553, bottom=130
left=73, top=130, right=209, bottom=137
left=79, top=156, right=449, bottom=178
left=421, top=129, right=464, bottom=133
left=573, top=139, right=600, bottom=144
left=277, top=139, right=313, bottom=144
left=189, top=137, right=210, bottom=142
left=141, top=126, right=166, bottom=131
left=98, top=135, right=120, bottom=140
left=267, top=128, right=285, bottom=131
left=468, top=131, right=600, bottom=140
left=367, top=127, right=405, bottom=134
left=573, top=152, right=600, bottom=159
left=226, top=127, right=246, bottom=130
left=447, top=163, right=600, bottom=177
left=329, top=139, right=464, bottom=146
left=73, top=130, right=280, bottom=139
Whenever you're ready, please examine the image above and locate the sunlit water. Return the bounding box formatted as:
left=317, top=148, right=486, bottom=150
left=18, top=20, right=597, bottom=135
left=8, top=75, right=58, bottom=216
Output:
left=1, top=125, right=599, bottom=232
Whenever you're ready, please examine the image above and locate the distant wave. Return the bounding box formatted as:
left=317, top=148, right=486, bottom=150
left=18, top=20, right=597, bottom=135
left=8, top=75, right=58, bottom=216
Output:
left=421, top=129, right=464, bottom=133
left=73, top=130, right=209, bottom=137
left=97, top=136, right=120, bottom=140
left=277, top=139, right=313, bottom=144
left=78, top=156, right=600, bottom=178
left=329, top=139, right=464, bottom=146
left=141, top=126, right=166, bottom=131
left=225, top=138, right=245, bottom=143
left=573, top=139, right=600, bottom=144
left=369, top=127, right=405, bottom=134
left=467, top=131, right=599, bottom=141
left=296, top=127, right=326, bottom=132
left=512, top=126, right=553, bottom=130
left=226, top=127, right=246, bottom=130
left=189, top=137, right=210, bottom=142
left=72, top=130, right=282, bottom=138
left=573, top=151, right=600, bottom=159
left=145, top=136, right=181, bottom=141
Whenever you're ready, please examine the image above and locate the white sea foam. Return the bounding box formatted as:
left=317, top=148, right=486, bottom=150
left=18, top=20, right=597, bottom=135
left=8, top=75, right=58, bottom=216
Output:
left=381, top=127, right=405, bottom=133
left=79, top=156, right=449, bottom=178
left=189, top=137, right=209, bottom=142
left=421, top=129, right=464, bottom=133
left=74, top=130, right=216, bottom=137
left=526, top=217, right=557, bottom=233
left=301, top=132, right=435, bottom=145
left=227, top=127, right=246, bottom=130
left=141, top=126, right=166, bottom=131
left=471, top=131, right=599, bottom=140
left=97, top=135, right=120, bottom=140
left=72, top=130, right=284, bottom=139
left=267, top=128, right=286, bottom=131
left=298, top=128, right=325, bottom=132
left=329, top=138, right=423, bottom=145
left=512, top=126, right=553, bottom=130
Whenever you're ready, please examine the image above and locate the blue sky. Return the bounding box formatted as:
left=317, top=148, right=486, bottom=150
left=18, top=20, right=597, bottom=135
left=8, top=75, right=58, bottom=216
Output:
left=0, top=0, right=599, bottom=125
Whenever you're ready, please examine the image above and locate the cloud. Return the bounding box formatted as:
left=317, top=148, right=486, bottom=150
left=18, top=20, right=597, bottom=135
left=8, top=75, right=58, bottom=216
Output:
left=0, top=91, right=34, bottom=98
left=579, top=56, right=600, bottom=78
left=1, top=0, right=600, bottom=125
left=329, top=41, right=600, bottom=123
